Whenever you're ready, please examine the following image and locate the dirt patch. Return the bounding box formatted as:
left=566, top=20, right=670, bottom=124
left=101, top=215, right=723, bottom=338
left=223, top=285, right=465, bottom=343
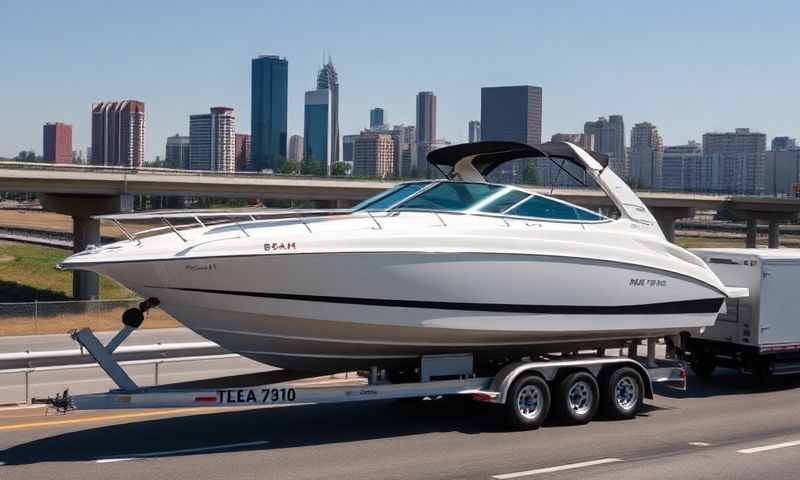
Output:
left=0, top=307, right=180, bottom=336
left=0, top=255, right=14, bottom=263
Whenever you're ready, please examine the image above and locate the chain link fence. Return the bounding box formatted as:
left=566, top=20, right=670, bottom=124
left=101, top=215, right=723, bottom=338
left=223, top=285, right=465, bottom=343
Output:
left=0, top=299, right=179, bottom=336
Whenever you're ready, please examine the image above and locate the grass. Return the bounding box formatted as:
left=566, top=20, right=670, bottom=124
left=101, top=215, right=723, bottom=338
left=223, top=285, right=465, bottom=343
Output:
left=0, top=241, right=133, bottom=301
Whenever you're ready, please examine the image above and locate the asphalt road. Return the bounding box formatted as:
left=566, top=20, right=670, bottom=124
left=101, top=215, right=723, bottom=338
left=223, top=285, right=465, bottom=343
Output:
left=0, top=368, right=799, bottom=479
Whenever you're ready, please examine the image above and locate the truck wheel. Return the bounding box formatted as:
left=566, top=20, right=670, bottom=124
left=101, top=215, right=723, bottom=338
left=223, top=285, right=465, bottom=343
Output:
left=505, top=375, right=550, bottom=430
left=603, top=367, right=643, bottom=420
left=556, top=372, right=599, bottom=424
left=690, top=356, right=716, bottom=378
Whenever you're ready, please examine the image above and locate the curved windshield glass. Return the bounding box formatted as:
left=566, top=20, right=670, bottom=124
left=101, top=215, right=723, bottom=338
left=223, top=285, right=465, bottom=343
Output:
left=507, top=195, right=605, bottom=221
left=477, top=189, right=529, bottom=213
left=396, top=183, right=503, bottom=211
left=353, top=182, right=429, bottom=210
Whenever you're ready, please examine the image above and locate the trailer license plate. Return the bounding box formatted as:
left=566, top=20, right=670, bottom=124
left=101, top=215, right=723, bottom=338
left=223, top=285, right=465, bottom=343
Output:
left=217, top=388, right=297, bottom=404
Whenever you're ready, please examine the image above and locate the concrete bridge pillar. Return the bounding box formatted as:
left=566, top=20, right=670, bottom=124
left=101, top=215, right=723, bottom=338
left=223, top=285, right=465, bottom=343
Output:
left=40, top=194, right=134, bottom=300
left=727, top=205, right=797, bottom=249
left=745, top=219, right=758, bottom=248
left=650, top=206, right=695, bottom=243
left=768, top=220, right=781, bottom=249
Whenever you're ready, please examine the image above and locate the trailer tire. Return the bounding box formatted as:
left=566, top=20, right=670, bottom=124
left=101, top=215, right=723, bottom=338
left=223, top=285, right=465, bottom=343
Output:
left=556, top=372, right=599, bottom=424
left=505, top=374, right=550, bottom=430
left=603, top=367, right=643, bottom=420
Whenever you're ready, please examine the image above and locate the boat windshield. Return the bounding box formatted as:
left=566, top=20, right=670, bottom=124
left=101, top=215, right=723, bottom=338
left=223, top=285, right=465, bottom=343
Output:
left=353, top=182, right=430, bottom=210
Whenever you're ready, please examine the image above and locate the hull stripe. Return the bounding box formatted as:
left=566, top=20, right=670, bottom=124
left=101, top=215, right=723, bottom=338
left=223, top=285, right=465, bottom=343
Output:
left=154, top=286, right=725, bottom=315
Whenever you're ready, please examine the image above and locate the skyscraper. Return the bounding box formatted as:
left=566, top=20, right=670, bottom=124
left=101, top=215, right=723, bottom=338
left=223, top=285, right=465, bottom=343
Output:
left=416, top=91, right=437, bottom=176
left=702, top=128, right=766, bottom=194
left=91, top=100, right=145, bottom=167
left=189, top=107, right=236, bottom=172
left=288, top=134, right=304, bottom=162
left=629, top=122, right=664, bottom=189
left=765, top=149, right=800, bottom=196
left=251, top=55, right=288, bottom=172
left=235, top=133, right=251, bottom=171
left=480, top=85, right=542, bottom=182
left=662, top=141, right=704, bottom=192
left=304, top=89, right=332, bottom=171
left=353, top=131, right=395, bottom=178
left=584, top=115, right=626, bottom=177
left=43, top=122, right=72, bottom=164
left=771, top=136, right=798, bottom=151
left=370, top=108, right=385, bottom=130
left=317, top=58, right=340, bottom=164
left=468, top=120, right=481, bottom=143
left=165, top=134, right=190, bottom=169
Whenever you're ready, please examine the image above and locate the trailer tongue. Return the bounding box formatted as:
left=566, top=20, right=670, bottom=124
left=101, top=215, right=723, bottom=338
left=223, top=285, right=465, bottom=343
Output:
left=35, top=321, right=686, bottom=430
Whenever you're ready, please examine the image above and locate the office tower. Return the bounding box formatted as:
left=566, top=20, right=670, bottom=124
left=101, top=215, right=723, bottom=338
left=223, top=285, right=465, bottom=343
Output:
left=468, top=120, right=481, bottom=143
left=317, top=58, right=340, bottom=164
left=91, top=100, right=145, bottom=167
left=480, top=85, right=542, bottom=182
left=235, top=134, right=251, bottom=171
left=370, top=108, right=385, bottom=130
left=765, top=149, right=800, bottom=196
left=288, top=134, right=304, bottom=162
left=165, top=134, right=190, bottom=169
left=189, top=107, right=236, bottom=172
left=629, top=122, right=664, bottom=189
left=702, top=128, right=766, bottom=194
left=43, top=122, right=72, bottom=164
left=661, top=141, right=704, bottom=191
left=771, top=136, right=797, bottom=151
left=342, top=134, right=357, bottom=165
left=353, top=131, right=395, bottom=178
left=415, top=91, right=437, bottom=176
left=304, top=89, right=332, bottom=171
left=251, top=55, right=288, bottom=172
left=584, top=115, right=626, bottom=177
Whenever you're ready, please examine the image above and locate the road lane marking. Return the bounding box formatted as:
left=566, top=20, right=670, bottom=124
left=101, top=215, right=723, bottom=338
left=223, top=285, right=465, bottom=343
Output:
left=94, top=441, right=269, bottom=463
left=689, top=442, right=712, bottom=447
left=492, top=458, right=623, bottom=479
left=0, top=408, right=218, bottom=431
left=738, top=440, right=800, bottom=454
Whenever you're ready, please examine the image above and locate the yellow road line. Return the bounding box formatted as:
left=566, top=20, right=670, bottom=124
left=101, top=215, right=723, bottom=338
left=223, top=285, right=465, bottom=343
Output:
left=0, top=408, right=219, bottom=432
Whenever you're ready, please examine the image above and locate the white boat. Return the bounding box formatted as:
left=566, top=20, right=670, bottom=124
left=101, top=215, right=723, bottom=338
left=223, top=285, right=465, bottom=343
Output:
left=60, top=141, right=743, bottom=373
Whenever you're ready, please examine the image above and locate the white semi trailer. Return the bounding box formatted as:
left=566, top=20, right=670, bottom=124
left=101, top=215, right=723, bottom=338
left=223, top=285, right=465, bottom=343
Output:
left=688, top=249, right=800, bottom=379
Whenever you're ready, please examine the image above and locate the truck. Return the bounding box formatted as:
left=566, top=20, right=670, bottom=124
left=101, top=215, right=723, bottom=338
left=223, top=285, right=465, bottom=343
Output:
left=687, top=248, right=800, bottom=379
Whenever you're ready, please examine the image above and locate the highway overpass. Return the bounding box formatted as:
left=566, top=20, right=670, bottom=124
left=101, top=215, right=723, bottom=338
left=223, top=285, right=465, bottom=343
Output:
left=3, top=161, right=800, bottom=298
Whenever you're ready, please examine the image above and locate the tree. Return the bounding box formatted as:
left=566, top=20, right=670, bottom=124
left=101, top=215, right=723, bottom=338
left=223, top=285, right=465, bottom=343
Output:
left=301, top=160, right=326, bottom=176
left=278, top=160, right=300, bottom=175
left=522, top=160, right=540, bottom=185
left=330, top=162, right=351, bottom=176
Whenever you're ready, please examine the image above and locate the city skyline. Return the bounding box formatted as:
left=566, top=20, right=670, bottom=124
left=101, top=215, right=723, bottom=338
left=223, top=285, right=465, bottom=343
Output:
left=3, top=2, right=798, bottom=161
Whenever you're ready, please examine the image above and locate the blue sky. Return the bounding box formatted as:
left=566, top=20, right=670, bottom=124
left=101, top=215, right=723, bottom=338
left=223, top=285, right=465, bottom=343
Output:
left=1, top=1, right=798, bottom=160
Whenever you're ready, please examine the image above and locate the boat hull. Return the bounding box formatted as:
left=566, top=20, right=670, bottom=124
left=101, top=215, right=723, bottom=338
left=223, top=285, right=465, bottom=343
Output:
left=88, top=251, right=725, bottom=372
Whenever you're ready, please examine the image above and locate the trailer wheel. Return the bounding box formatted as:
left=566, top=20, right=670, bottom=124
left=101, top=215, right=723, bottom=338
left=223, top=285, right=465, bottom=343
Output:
left=505, top=375, right=550, bottom=430
left=603, top=367, right=643, bottom=420
left=556, top=372, right=599, bottom=424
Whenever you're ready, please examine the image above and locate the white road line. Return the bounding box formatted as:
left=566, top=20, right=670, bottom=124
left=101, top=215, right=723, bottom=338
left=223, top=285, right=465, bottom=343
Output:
left=492, top=458, right=623, bottom=479
left=689, top=442, right=712, bottom=447
left=738, top=440, right=800, bottom=454
left=94, top=440, right=269, bottom=463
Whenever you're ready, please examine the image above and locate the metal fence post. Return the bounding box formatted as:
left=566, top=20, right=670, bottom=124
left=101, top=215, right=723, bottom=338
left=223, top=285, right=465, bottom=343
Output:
left=154, top=362, right=160, bottom=386
left=24, top=370, right=30, bottom=404
left=33, top=300, right=38, bottom=334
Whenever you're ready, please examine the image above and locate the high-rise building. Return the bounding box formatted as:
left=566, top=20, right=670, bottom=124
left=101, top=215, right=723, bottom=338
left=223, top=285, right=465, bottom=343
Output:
left=629, top=122, right=664, bottom=189
left=415, top=91, right=438, bottom=177
left=189, top=107, right=236, bottom=172
left=317, top=59, right=340, bottom=164
left=43, top=122, right=72, bottom=164
left=91, top=100, right=145, bottom=167
left=303, top=89, right=332, bottom=171
left=765, top=149, right=800, bottom=196
left=235, top=133, right=251, bottom=171
left=288, top=134, right=304, bottom=162
left=702, top=128, right=766, bottom=194
left=251, top=55, right=288, bottom=172
left=480, top=85, right=542, bottom=182
left=661, top=141, right=704, bottom=192
left=584, top=115, right=626, bottom=177
left=165, top=134, right=190, bottom=169
left=353, top=131, right=395, bottom=178
left=342, top=134, right=357, bottom=165
left=468, top=120, right=481, bottom=143
left=370, top=108, right=385, bottom=130
left=771, top=136, right=797, bottom=151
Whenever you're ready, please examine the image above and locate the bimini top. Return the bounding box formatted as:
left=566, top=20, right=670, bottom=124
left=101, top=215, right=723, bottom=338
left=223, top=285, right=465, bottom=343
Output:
left=427, top=141, right=609, bottom=179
